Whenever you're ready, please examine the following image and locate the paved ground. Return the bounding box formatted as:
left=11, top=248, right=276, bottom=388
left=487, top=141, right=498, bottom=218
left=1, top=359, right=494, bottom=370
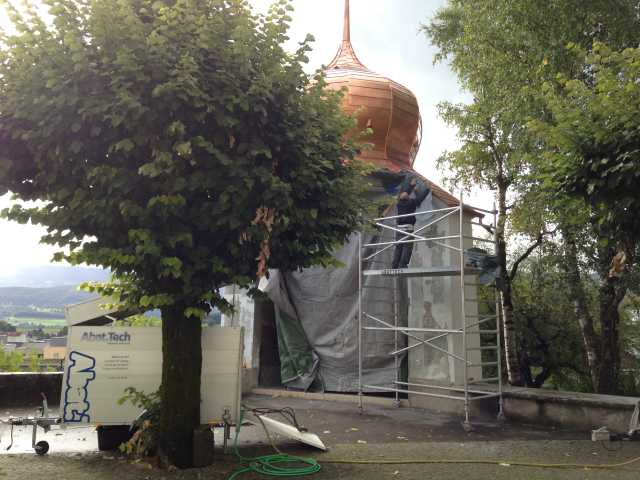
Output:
left=1, top=394, right=639, bottom=479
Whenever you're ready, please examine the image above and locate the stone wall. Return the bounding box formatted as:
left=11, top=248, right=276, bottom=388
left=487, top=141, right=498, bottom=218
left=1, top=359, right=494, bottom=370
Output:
left=408, top=385, right=639, bottom=433
left=503, top=388, right=639, bottom=433
left=0, top=372, right=63, bottom=407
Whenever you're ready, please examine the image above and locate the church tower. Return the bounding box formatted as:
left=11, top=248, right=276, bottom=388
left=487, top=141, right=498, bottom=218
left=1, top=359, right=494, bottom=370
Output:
left=323, top=0, right=423, bottom=172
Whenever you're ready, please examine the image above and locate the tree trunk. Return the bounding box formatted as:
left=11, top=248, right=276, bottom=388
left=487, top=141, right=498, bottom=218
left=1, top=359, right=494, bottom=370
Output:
left=596, top=277, right=625, bottom=394
left=495, top=181, right=523, bottom=386
left=562, top=229, right=600, bottom=389
left=160, top=303, right=202, bottom=468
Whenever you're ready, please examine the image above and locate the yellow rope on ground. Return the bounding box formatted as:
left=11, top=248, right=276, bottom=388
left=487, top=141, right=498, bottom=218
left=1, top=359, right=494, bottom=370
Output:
left=322, top=455, right=640, bottom=470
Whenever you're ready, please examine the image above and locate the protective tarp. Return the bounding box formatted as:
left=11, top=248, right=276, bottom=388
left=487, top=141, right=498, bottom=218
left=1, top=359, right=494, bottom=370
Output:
left=464, top=247, right=501, bottom=286
left=266, top=274, right=320, bottom=390
left=265, top=173, right=433, bottom=391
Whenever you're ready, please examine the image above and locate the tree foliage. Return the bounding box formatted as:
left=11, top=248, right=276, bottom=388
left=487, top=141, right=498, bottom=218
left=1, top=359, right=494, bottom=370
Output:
left=424, top=0, right=640, bottom=393
left=0, top=349, right=23, bottom=372
left=534, top=43, right=640, bottom=392
left=425, top=0, right=639, bottom=246
left=0, top=0, right=367, bottom=316
left=0, top=320, right=17, bottom=333
left=511, top=249, right=590, bottom=389
left=538, top=43, right=640, bottom=257
left=0, top=0, right=368, bottom=466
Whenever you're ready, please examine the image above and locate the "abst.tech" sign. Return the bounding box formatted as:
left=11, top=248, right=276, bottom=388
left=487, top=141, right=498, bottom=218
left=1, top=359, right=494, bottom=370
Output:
left=81, top=331, right=131, bottom=344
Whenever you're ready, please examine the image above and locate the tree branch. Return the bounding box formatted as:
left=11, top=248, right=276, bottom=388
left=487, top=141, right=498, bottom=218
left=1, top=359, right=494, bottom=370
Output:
left=485, top=120, right=514, bottom=189
left=509, top=231, right=544, bottom=281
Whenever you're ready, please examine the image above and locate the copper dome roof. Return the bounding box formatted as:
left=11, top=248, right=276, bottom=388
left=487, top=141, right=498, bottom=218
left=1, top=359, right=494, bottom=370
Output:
left=323, top=0, right=422, bottom=172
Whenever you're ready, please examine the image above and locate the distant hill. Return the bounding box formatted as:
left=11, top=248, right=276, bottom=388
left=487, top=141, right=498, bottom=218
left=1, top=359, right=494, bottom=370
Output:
left=0, top=265, right=109, bottom=288
left=0, top=286, right=96, bottom=309
left=0, top=266, right=106, bottom=319
left=0, top=285, right=97, bottom=319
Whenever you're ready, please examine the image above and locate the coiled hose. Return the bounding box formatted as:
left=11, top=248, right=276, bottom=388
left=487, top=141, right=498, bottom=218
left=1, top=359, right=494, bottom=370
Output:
left=228, top=409, right=321, bottom=479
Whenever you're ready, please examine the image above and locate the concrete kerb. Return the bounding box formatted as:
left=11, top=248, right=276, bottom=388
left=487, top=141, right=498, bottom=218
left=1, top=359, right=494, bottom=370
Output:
left=250, top=386, right=640, bottom=433
left=250, top=387, right=411, bottom=408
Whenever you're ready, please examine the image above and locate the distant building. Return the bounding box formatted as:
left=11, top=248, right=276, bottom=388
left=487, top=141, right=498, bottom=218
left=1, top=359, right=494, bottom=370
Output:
left=5, top=332, right=27, bottom=344
left=17, top=341, right=47, bottom=357
left=44, top=336, right=67, bottom=361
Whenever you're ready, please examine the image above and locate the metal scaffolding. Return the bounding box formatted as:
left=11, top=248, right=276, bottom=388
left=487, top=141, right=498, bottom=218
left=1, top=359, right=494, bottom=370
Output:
left=357, top=193, right=504, bottom=429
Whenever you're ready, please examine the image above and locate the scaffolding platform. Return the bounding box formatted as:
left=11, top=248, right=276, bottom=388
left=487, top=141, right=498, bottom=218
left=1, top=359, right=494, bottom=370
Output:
left=363, top=266, right=482, bottom=278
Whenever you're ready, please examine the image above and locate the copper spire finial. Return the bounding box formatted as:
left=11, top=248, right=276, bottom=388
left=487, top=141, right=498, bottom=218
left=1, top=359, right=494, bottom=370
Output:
left=327, top=0, right=367, bottom=71
left=343, top=0, right=351, bottom=42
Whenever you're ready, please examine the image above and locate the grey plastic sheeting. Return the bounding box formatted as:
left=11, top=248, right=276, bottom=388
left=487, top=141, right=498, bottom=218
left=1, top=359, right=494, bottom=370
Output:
left=265, top=191, right=435, bottom=392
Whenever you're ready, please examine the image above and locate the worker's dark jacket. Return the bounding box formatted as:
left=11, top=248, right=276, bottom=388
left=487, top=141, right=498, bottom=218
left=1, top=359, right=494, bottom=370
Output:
left=396, top=184, right=430, bottom=226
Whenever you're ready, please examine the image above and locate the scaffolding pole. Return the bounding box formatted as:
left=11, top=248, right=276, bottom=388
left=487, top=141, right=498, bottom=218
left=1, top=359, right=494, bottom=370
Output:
left=459, top=191, right=471, bottom=429
left=358, top=231, right=364, bottom=413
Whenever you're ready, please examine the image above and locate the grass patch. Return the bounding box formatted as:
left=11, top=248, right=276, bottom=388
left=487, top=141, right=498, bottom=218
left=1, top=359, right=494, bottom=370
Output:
left=5, top=317, right=66, bottom=334
left=15, top=326, right=63, bottom=334
left=6, top=317, right=66, bottom=326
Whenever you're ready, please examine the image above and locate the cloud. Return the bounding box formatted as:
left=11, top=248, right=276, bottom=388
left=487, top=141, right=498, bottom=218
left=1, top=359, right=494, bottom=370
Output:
left=0, top=195, right=58, bottom=272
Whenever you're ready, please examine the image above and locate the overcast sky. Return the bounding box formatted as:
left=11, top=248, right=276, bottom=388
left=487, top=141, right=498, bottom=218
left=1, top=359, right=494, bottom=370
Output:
left=0, top=0, right=480, bottom=273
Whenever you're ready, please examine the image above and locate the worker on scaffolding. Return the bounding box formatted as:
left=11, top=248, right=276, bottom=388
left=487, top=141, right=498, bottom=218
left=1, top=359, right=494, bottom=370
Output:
left=391, top=176, right=430, bottom=269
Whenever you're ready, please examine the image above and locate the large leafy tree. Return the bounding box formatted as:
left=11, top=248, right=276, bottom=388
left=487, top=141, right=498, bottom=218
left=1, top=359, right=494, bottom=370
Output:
left=435, top=94, right=544, bottom=387
left=424, top=0, right=639, bottom=390
left=537, top=43, right=640, bottom=393
left=0, top=0, right=367, bottom=466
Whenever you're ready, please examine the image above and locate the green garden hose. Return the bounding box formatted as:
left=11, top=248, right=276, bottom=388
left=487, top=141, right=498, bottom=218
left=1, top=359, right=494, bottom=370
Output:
left=228, top=409, right=321, bottom=480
